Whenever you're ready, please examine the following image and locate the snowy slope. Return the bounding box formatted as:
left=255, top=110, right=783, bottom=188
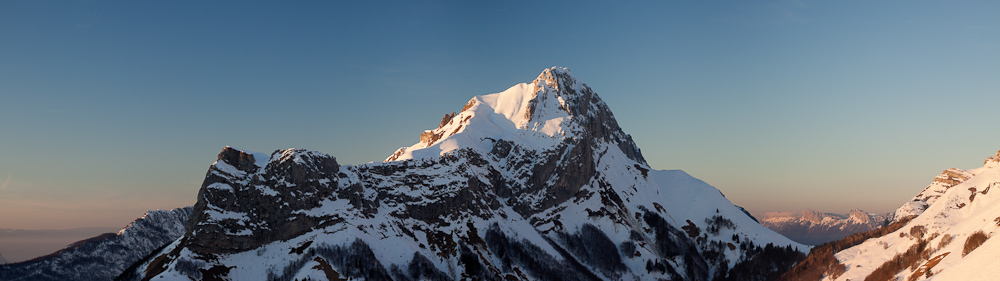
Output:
left=817, top=151, right=1000, bottom=281
left=926, top=230, right=1000, bottom=281
left=894, top=168, right=975, bottom=222
left=761, top=209, right=891, bottom=245
left=0, top=207, right=191, bottom=281
left=120, top=67, right=804, bottom=281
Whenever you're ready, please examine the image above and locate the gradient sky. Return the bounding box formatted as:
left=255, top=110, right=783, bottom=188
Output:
left=1, top=1, right=998, bottom=230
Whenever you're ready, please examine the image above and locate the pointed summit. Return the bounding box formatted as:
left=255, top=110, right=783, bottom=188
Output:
left=387, top=67, right=644, bottom=163
left=532, top=66, right=568, bottom=89
left=847, top=209, right=872, bottom=225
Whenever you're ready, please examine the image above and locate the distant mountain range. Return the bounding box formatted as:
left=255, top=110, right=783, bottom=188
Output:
left=0, top=227, right=120, bottom=263
left=760, top=209, right=891, bottom=245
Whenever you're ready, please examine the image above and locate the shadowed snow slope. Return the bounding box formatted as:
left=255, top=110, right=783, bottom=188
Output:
left=118, top=67, right=804, bottom=281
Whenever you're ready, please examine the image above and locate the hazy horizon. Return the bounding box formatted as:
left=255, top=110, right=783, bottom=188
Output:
left=0, top=227, right=119, bottom=263
left=2, top=0, right=999, bottom=235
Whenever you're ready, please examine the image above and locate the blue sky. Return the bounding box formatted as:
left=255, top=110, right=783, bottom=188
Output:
left=1, top=1, right=998, bottom=229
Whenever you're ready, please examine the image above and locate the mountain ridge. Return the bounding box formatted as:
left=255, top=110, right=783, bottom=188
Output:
left=760, top=209, right=891, bottom=245
left=119, top=67, right=805, bottom=281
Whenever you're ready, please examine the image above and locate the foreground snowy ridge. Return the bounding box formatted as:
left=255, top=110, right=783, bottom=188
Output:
left=119, top=67, right=805, bottom=281
left=786, top=150, right=1000, bottom=281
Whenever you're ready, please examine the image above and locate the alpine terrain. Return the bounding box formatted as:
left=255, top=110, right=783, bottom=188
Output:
left=0, top=207, right=191, bottom=281
left=761, top=209, right=890, bottom=245
left=781, top=151, right=1000, bottom=281
left=118, top=67, right=805, bottom=281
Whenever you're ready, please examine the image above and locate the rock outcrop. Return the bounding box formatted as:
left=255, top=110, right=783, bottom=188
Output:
left=894, top=167, right=976, bottom=221
left=184, top=147, right=341, bottom=254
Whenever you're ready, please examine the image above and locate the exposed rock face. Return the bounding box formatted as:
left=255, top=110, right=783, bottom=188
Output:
left=185, top=147, right=341, bottom=254
left=0, top=207, right=191, bottom=281
left=800, top=209, right=824, bottom=223
left=760, top=209, right=890, bottom=245
left=894, top=167, right=975, bottom=221
left=847, top=209, right=872, bottom=225
left=524, top=68, right=645, bottom=164
left=119, top=67, right=803, bottom=281
left=983, top=150, right=1000, bottom=166
left=0, top=251, right=7, bottom=265
left=933, top=168, right=973, bottom=187
left=438, top=112, right=457, bottom=129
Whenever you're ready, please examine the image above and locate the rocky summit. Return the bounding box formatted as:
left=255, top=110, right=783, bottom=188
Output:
left=118, top=67, right=805, bottom=281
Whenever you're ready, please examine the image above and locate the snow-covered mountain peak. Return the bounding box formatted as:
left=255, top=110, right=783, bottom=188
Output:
left=484, top=66, right=595, bottom=136
left=386, top=66, right=644, bottom=164
left=519, top=66, right=584, bottom=98
left=847, top=209, right=872, bottom=225
left=121, top=68, right=806, bottom=281
left=532, top=66, right=571, bottom=88
left=800, top=209, right=824, bottom=223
